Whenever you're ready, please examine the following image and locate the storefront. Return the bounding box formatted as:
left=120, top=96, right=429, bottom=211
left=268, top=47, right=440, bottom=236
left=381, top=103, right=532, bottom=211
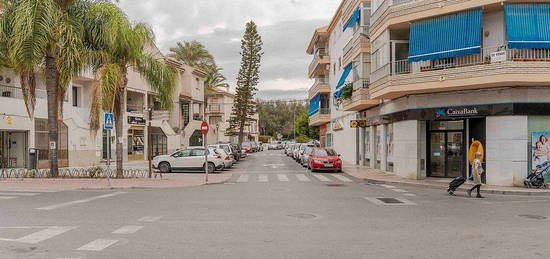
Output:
left=128, top=128, right=145, bottom=161
left=0, top=131, right=28, bottom=168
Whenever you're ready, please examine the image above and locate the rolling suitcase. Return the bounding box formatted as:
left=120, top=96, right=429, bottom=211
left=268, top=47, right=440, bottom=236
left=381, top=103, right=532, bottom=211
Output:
left=447, top=176, right=466, bottom=195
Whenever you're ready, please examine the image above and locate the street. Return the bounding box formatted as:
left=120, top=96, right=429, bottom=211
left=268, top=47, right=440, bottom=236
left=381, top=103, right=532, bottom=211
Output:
left=1, top=150, right=550, bottom=259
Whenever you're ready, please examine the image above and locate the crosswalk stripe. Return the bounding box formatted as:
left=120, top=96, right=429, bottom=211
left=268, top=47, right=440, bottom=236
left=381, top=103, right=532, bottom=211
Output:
left=77, top=239, right=118, bottom=251
left=237, top=175, right=249, bottom=183
left=17, top=226, right=77, bottom=244
left=0, top=196, right=17, bottom=199
left=258, top=175, right=268, bottom=182
left=380, top=184, right=397, bottom=189
left=277, top=174, right=289, bottom=182
left=295, top=174, right=311, bottom=182
left=331, top=174, right=353, bottom=182
left=312, top=174, right=332, bottom=182
left=138, top=216, right=162, bottom=223
left=403, top=193, right=417, bottom=197
left=112, top=225, right=143, bottom=235
left=36, top=192, right=126, bottom=211
left=392, top=189, right=408, bottom=193
left=0, top=192, right=40, bottom=196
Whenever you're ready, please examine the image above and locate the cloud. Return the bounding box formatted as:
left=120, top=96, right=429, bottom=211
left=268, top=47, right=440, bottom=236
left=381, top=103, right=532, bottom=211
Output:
left=118, top=0, right=340, bottom=99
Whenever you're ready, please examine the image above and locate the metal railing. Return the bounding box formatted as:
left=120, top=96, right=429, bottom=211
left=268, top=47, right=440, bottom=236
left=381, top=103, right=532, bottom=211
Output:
left=343, top=26, right=370, bottom=58
left=391, top=47, right=550, bottom=76
left=319, top=108, right=331, bottom=115
left=371, top=0, right=416, bottom=24
left=126, top=104, right=144, bottom=113
left=207, top=104, right=222, bottom=112
left=0, top=166, right=149, bottom=179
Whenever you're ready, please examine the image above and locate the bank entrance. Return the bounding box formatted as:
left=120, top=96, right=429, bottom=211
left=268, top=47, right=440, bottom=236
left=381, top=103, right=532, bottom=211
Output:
left=428, top=120, right=465, bottom=178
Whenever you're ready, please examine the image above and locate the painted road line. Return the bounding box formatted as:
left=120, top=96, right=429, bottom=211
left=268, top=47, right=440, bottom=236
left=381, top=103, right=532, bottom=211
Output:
left=138, top=216, right=162, bottom=222
left=403, top=193, right=417, bottom=197
left=112, top=225, right=144, bottom=235
left=16, top=226, right=77, bottom=244
left=296, top=174, right=311, bottom=182
left=277, top=174, right=289, bottom=182
left=312, top=174, right=332, bottom=182
left=331, top=174, right=353, bottom=182
left=0, top=196, right=17, bottom=200
left=0, top=189, right=58, bottom=193
left=237, top=175, right=249, bottom=183
left=36, top=192, right=126, bottom=211
left=258, top=175, right=268, bottom=182
left=380, top=184, right=397, bottom=189
left=0, top=192, right=40, bottom=196
left=77, top=239, right=118, bottom=251
left=392, top=189, right=408, bottom=193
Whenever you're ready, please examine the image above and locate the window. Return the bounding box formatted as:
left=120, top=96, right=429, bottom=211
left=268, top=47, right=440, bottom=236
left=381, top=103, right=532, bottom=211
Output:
left=181, top=102, right=190, bottom=127
left=327, top=133, right=333, bottom=148
left=72, top=86, right=81, bottom=107
left=174, top=150, right=191, bottom=158
left=35, top=119, right=69, bottom=167
left=314, top=149, right=337, bottom=156
left=191, top=149, right=207, bottom=157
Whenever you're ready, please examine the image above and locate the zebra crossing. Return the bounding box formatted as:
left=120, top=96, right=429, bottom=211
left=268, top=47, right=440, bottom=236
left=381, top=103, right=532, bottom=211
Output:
left=0, top=190, right=56, bottom=200
left=229, top=173, right=355, bottom=184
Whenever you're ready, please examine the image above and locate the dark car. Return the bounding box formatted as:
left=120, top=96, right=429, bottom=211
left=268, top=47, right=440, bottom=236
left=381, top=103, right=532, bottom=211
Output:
left=231, top=144, right=242, bottom=160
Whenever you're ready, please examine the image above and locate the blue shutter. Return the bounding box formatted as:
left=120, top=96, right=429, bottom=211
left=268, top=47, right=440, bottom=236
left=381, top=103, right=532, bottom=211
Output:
left=408, top=9, right=482, bottom=62
left=308, top=94, right=321, bottom=116
left=505, top=4, right=550, bottom=49
left=335, top=64, right=353, bottom=90
left=343, top=8, right=361, bottom=32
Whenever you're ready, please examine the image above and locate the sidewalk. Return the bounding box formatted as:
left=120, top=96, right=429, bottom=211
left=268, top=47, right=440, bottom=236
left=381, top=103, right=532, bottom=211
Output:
left=343, top=165, right=550, bottom=196
left=0, top=173, right=232, bottom=191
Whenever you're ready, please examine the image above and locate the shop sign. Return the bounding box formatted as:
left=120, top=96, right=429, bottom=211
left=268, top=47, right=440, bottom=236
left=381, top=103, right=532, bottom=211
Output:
left=128, top=116, right=146, bottom=125
left=531, top=132, right=550, bottom=170
left=490, top=51, right=507, bottom=63
left=436, top=107, right=479, bottom=118
left=319, top=125, right=327, bottom=136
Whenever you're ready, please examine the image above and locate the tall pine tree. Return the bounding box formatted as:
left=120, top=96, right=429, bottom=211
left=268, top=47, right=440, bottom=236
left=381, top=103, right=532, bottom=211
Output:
left=228, top=21, right=263, bottom=144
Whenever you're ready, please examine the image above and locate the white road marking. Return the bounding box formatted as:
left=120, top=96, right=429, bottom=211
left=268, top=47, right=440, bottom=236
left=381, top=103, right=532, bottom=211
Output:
left=0, top=192, right=39, bottom=196
left=0, top=189, right=58, bottom=193
left=392, top=189, right=408, bottom=193
left=112, top=225, right=143, bottom=235
left=15, top=226, right=77, bottom=244
left=380, top=184, right=397, bottom=189
left=138, top=216, right=162, bottom=222
left=403, top=193, right=417, bottom=197
left=77, top=239, right=118, bottom=251
left=277, top=174, right=289, bottom=182
left=36, top=192, right=126, bottom=211
left=0, top=196, right=17, bottom=200
left=331, top=174, right=353, bottom=182
left=312, top=174, right=332, bottom=182
left=296, top=174, right=311, bottom=182
left=237, top=175, right=249, bottom=183
left=258, top=175, right=268, bottom=182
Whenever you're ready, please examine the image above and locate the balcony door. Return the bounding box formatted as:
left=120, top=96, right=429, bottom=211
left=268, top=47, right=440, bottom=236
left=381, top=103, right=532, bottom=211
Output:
left=390, top=41, right=409, bottom=74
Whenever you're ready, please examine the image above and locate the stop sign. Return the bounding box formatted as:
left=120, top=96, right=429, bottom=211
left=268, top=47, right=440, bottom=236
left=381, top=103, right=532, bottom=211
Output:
left=200, top=121, right=209, bottom=135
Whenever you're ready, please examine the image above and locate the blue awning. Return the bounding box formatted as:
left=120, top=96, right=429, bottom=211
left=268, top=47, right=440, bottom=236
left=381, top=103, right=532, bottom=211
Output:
left=334, top=88, right=343, bottom=99
left=335, top=64, right=353, bottom=90
left=308, top=94, right=321, bottom=116
left=408, top=9, right=482, bottom=62
left=343, top=8, right=361, bottom=32
left=505, top=4, right=550, bottom=49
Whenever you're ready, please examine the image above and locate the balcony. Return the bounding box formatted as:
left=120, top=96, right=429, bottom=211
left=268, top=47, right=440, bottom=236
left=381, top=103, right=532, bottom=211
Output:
left=308, top=48, right=330, bottom=78
left=193, top=113, right=204, bottom=121
left=206, top=104, right=223, bottom=114
left=308, top=77, right=331, bottom=99
left=369, top=47, right=550, bottom=99
left=370, top=0, right=502, bottom=39
left=0, top=85, right=60, bottom=101
left=342, top=80, right=379, bottom=111
left=309, top=108, right=331, bottom=127
left=126, top=104, right=145, bottom=116
left=152, top=110, right=170, bottom=121
left=343, top=26, right=371, bottom=67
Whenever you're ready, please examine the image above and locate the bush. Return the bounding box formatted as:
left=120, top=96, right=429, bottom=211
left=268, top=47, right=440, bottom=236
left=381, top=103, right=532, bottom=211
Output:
left=341, top=83, right=353, bottom=100
left=295, top=135, right=310, bottom=143
left=259, top=135, right=271, bottom=143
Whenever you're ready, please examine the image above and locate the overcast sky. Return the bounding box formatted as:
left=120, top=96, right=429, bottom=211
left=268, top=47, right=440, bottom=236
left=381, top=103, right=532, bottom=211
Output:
left=118, top=0, right=340, bottom=100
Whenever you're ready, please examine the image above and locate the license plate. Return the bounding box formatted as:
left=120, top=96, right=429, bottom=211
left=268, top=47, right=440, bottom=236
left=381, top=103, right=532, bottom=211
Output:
left=324, top=163, right=333, bottom=168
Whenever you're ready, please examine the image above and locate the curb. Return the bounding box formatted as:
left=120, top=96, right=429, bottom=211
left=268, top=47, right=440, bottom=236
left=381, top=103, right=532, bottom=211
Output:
left=345, top=172, right=550, bottom=197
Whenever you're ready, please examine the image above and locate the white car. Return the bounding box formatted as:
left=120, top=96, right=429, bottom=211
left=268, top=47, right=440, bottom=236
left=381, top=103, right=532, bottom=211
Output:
left=153, top=147, right=224, bottom=173
left=211, top=147, right=233, bottom=169
left=208, top=144, right=236, bottom=166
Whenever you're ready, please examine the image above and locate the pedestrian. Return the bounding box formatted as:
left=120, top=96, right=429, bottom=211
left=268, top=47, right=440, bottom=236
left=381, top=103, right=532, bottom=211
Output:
left=468, top=152, right=484, bottom=198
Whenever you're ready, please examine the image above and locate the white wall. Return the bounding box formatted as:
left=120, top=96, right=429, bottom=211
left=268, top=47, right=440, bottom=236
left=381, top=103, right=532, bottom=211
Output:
left=393, top=120, right=427, bottom=179
left=486, top=116, right=528, bottom=186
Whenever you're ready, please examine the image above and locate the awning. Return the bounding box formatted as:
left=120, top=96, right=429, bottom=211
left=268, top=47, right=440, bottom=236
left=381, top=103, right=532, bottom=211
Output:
left=334, top=88, right=344, bottom=99
left=308, top=94, right=321, bottom=116
left=335, top=64, right=353, bottom=90
left=408, top=9, right=482, bottom=62
left=343, top=8, right=361, bottom=32
left=505, top=4, right=550, bottom=49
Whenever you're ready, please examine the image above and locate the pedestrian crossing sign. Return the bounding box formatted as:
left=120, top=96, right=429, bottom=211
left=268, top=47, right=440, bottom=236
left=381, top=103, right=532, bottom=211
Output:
left=103, top=112, right=114, bottom=130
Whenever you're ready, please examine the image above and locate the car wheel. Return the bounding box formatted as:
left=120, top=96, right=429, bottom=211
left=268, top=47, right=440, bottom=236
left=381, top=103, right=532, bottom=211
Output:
left=208, top=162, right=216, bottom=173
left=158, top=162, right=171, bottom=174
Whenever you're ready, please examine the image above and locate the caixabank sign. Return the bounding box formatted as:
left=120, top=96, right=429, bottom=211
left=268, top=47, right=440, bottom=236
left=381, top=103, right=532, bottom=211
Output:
left=435, top=107, right=481, bottom=119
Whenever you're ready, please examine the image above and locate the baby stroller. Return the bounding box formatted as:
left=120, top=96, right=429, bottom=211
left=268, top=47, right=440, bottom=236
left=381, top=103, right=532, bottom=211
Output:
left=525, top=163, right=550, bottom=189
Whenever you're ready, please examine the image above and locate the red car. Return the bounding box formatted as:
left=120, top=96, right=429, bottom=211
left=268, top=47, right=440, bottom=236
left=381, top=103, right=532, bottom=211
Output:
left=308, top=148, right=342, bottom=172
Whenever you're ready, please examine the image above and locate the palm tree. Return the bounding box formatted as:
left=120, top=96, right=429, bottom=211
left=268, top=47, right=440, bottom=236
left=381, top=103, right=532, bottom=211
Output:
left=85, top=2, right=176, bottom=178
left=204, top=64, right=229, bottom=95
left=168, top=41, right=214, bottom=68
left=0, top=0, right=92, bottom=177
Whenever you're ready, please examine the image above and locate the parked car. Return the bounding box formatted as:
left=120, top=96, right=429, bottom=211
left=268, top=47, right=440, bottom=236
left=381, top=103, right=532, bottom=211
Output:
left=308, top=148, right=342, bottom=172
left=209, top=144, right=236, bottom=164
left=300, top=146, right=314, bottom=167
left=153, top=147, right=224, bottom=173
left=242, top=142, right=253, bottom=153
left=297, top=143, right=318, bottom=162
left=293, top=144, right=304, bottom=161
left=285, top=144, right=294, bottom=156
left=211, top=147, right=233, bottom=169
left=231, top=144, right=243, bottom=160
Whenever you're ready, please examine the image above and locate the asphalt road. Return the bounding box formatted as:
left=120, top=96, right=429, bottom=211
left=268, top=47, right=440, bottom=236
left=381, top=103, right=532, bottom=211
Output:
left=1, top=150, right=550, bottom=259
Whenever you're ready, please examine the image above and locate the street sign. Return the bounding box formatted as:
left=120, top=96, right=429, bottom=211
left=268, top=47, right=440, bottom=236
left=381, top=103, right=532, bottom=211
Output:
left=103, top=112, right=114, bottom=130
left=201, top=121, right=209, bottom=135
left=350, top=120, right=359, bottom=128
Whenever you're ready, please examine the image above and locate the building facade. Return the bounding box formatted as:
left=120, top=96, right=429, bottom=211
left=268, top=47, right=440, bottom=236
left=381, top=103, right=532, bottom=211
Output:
left=309, top=0, right=550, bottom=187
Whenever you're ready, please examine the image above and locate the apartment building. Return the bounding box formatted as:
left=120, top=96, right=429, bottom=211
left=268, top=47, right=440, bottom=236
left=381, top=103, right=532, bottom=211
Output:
left=0, top=48, right=207, bottom=169
left=205, top=88, right=259, bottom=144
left=309, top=0, right=550, bottom=186
left=307, top=0, right=373, bottom=165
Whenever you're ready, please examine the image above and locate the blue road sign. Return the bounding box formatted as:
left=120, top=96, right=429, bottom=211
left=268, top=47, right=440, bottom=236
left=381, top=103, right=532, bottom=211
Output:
left=103, top=112, right=114, bottom=130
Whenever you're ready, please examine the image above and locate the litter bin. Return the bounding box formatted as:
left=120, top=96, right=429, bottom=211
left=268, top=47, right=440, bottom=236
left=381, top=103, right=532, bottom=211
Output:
left=29, top=148, right=38, bottom=170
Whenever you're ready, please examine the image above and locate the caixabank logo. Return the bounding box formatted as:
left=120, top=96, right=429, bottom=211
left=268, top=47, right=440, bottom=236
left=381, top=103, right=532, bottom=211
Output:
left=436, top=107, right=479, bottom=118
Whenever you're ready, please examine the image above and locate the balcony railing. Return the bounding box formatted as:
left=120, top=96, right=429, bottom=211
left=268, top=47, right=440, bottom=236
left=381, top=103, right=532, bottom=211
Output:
left=343, top=26, right=369, bottom=58
left=152, top=110, right=170, bottom=121
left=319, top=108, right=330, bottom=115
left=372, top=0, right=416, bottom=24
left=391, top=47, right=550, bottom=76
left=207, top=104, right=223, bottom=112
left=0, top=84, right=56, bottom=101
left=126, top=104, right=144, bottom=113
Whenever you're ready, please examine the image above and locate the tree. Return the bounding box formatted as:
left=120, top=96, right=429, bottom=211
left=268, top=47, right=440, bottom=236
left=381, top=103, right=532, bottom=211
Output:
left=203, top=64, right=229, bottom=95
left=228, top=21, right=263, bottom=144
left=85, top=2, right=176, bottom=178
left=295, top=111, right=319, bottom=140
left=168, top=41, right=214, bottom=68
left=257, top=100, right=306, bottom=138
left=0, top=0, right=96, bottom=177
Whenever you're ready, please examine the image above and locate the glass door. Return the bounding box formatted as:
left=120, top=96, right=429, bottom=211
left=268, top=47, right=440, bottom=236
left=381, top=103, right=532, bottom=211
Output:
left=429, top=131, right=465, bottom=178
left=429, top=132, right=445, bottom=177
left=446, top=132, right=464, bottom=178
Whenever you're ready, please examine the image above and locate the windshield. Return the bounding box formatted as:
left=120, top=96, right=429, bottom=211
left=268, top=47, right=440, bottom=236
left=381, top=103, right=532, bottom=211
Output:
left=242, top=142, right=251, bottom=147
left=313, top=149, right=337, bottom=156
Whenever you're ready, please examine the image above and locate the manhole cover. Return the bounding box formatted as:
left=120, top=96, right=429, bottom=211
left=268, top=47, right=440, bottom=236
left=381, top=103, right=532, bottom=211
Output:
left=518, top=214, right=548, bottom=220
left=377, top=198, right=404, bottom=204
left=326, top=183, right=345, bottom=187
left=288, top=213, right=317, bottom=219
